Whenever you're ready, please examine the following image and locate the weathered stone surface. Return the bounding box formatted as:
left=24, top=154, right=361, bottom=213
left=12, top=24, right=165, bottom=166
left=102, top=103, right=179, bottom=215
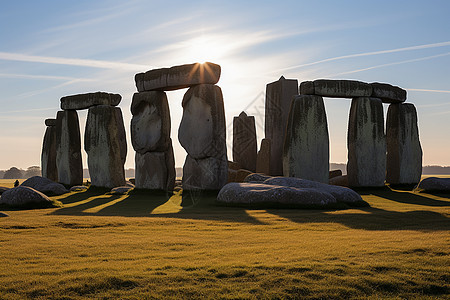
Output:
left=60, top=92, right=121, bottom=110
left=329, top=170, right=343, bottom=179
left=347, top=97, right=386, bottom=187
left=41, top=124, right=58, bottom=182
left=227, top=169, right=237, bottom=183
left=371, top=82, right=406, bottom=103
left=0, top=186, right=52, bottom=207
left=70, top=185, right=88, bottom=192
left=228, top=161, right=241, bottom=171
left=265, top=76, right=298, bottom=175
left=283, top=95, right=329, bottom=183
left=85, top=105, right=127, bottom=188
left=329, top=175, right=349, bottom=187
left=300, top=79, right=372, bottom=98
left=55, top=110, right=83, bottom=186
left=131, top=91, right=171, bottom=153
left=244, top=173, right=272, bottom=183
left=45, top=118, right=56, bottom=126
left=217, top=183, right=336, bottom=206
left=0, top=212, right=8, bottom=217
left=386, top=103, right=422, bottom=185
left=110, top=186, right=133, bottom=195
left=135, top=143, right=175, bottom=191
left=235, top=169, right=253, bottom=183
left=182, top=155, right=228, bottom=191
left=256, top=138, right=271, bottom=175
left=263, top=177, right=363, bottom=204
left=135, top=62, right=221, bottom=92
left=179, top=84, right=226, bottom=159
left=416, top=177, right=450, bottom=192
left=21, top=176, right=68, bottom=196
left=0, top=186, right=10, bottom=195
left=233, top=112, right=257, bottom=172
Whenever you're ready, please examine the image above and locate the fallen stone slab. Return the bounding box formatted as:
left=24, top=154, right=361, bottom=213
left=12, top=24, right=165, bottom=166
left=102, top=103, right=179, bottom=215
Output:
left=300, top=79, right=372, bottom=98
left=416, top=177, right=450, bottom=192
left=371, top=82, right=406, bottom=103
left=135, top=62, right=221, bottom=92
left=21, top=176, right=68, bottom=196
left=263, top=177, right=363, bottom=204
left=0, top=186, right=10, bottom=195
left=0, top=186, right=54, bottom=207
left=60, top=92, right=121, bottom=110
left=329, top=175, right=349, bottom=187
left=109, top=186, right=133, bottom=195
left=244, top=173, right=273, bottom=183
left=329, top=170, right=343, bottom=179
left=217, top=182, right=336, bottom=207
left=70, top=185, right=88, bottom=192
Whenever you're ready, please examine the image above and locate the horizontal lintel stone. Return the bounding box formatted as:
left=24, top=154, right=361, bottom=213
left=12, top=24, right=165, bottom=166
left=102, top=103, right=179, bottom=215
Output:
left=60, top=92, right=121, bottom=110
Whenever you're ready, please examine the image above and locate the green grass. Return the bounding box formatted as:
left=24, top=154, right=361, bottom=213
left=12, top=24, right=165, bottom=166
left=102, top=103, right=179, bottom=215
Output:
left=0, top=178, right=449, bottom=299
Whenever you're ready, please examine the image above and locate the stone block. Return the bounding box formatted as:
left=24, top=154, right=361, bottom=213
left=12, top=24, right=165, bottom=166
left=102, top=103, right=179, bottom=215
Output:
left=131, top=91, right=171, bottom=153
left=60, top=92, right=121, bottom=110
left=135, top=62, right=221, bottom=92
left=256, top=138, right=271, bottom=175
left=300, top=79, right=372, bottom=98
left=371, top=82, right=406, bottom=103
left=232, top=112, right=257, bottom=172
left=182, top=155, right=228, bottom=191
left=265, top=76, right=298, bottom=175
left=45, top=118, right=56, bottom=126
left=283, top=95, right=329, bottom=183
left=55, top=110, right=83, bottom=186
left=178, top=84, right=226, bottom=159
left=386, top=103, right=422, bottom=185
left=41, top=124, right=58, bottom=182
left=85, top=105, right=127, bottom=188
left=347, top=97, right=386, bottom=187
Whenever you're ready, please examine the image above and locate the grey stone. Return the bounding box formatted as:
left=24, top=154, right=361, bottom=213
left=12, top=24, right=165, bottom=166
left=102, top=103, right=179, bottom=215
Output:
left=41, top=124, right=58, bottom=182
left=135, top=62, right=221, bottom=92
left=217, top=183, right=336, bottom=206
left=182, top=155, right=228, bottom=191
left=386, top=103, right=422, bottom=185
left=179, top=84, right=226, bottom=159
left=283, top=95, right=329, bottom=183
left=329, top=175, right=349, bottom=187
left=110, top=186, right=133, bottom=195
left=55, top=110, right=83, bottom=186
left=0, top=212, right=8, bottom=217
left=135, top=143, right=175, bottom=191
left=0, top=187, right=10, bottom=195
left=130, top=91, right=171, bottom=153
left=347, top=97, right=386, bottom=187
left=329, top=170, right=343, bottom=179
left=263, top=177, right=362, bottom=204
left=60, top=92, right=121, bottom=110
left=70, top=185, right=88, bottom=192
left=45, top=118, right=56, bottom=126
left=85, top=105, right=127, bottom=188
left=0, top=186, right=52, bottom=207
left=243, top=173, right=272, bottom=183
left=416, top=177, right=450, bottom=192
left=371, top=82, right=406, bottom=103
left=300, top=79, right=372, bottom=98
left=256, top=138, right=271, bottom=175
left=228, top=161, right=241, bottom=171
left=233, top=112, right=257, bottom=172
left=21, top=176, right=68, bottom=196
left=265, top=76, right=298, bottom=175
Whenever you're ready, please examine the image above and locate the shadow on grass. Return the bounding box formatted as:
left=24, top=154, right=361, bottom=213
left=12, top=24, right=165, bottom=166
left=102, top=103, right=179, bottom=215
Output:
left=370, top=187, right=450, bottom=207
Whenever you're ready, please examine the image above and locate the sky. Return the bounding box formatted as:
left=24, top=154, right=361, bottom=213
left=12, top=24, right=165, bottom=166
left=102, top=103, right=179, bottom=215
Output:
left=0, top=0, right=449, bottom=170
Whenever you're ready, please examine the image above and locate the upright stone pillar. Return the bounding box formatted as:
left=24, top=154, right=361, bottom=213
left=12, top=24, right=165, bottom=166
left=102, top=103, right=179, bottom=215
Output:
left=179, top=84, right=228, bottom=190
left=55, top=110, right=83, bottom=186
left=131, top=91, right=175, bottom=190
left=386, top=103, right=422, bottom=185
left=233, top=111, right=257, bottom=172
left=283, top=95, right=329, bottom=183
left=347, top=97, right=386, bottom=187
left=85, top=105, right=127, bottom=188
left=265, top=76, right=298, bottom=176
left=256, top=138, right=271, bottom=175
left=41, top=118, right=58, bottom=182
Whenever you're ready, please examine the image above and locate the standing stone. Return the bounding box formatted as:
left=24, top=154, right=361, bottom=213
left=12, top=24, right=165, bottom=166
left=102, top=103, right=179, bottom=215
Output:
left=386, top=103, right=422, bottom=185
left=135, top=142, right=175, bottom=191
left=131, top=91, right=171, bottom=153
left=265, top=76, right=298, bottom=175
left=179, top=84, right=226, bottom=159
left=347, top=97, right=386, bottom=187
left=256, top=138, right=271, bottom=175
left=41, top=119, right=58, bottom=182
left=233, top=112, right=257, bottom=172
left=85, top=105, right=127, bottom=188
left=55, top=110, right=83, bottom=186
left=283, top=95, right=329, bottom=184
left=182, top=155, right=228, bottom=191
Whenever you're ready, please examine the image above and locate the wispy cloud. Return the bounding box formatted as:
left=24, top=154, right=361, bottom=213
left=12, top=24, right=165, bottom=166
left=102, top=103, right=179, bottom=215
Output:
left=0, top=107, right=56, bottom=114
left=407, top=88, right=450, bottom=94
left=0, top=73, right=95, bottom=81
left=0, top=52, right=150, bottom=71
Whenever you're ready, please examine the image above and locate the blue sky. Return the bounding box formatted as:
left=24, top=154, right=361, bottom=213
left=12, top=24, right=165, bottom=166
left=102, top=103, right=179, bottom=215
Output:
left=1, top=0, right=449, bottom=170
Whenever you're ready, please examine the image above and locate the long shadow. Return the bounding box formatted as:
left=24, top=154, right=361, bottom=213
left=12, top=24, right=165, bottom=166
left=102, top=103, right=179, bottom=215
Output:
left=371, top=189, right=450, bottom=207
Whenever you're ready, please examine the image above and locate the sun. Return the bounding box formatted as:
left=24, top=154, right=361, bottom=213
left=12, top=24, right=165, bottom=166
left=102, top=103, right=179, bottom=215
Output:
left=185, top=35, right=227, bottom=64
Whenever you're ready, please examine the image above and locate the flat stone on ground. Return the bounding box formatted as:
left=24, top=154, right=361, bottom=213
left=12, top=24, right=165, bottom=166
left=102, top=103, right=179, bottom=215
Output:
left=300, top=79, right=372, bottom=98
left=371, top=82, right=406, bottom=103
left=21, top=176, right=68, bottom=196
left=135, top=62, right=221, bottom=92
left=60, top=92, right=121, bottom=110
left=0, top=186, right=52, bottom=207
left=416, top=177, right=450, bottom=192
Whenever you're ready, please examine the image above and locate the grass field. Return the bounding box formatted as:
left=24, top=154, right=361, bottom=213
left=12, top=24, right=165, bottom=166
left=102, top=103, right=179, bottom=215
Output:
left=0, top=178, right=449, bottom=299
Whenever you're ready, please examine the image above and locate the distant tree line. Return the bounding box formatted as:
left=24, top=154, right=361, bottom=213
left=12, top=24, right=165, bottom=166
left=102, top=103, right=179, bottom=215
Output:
left=1, top=166, right=41, bottom=179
